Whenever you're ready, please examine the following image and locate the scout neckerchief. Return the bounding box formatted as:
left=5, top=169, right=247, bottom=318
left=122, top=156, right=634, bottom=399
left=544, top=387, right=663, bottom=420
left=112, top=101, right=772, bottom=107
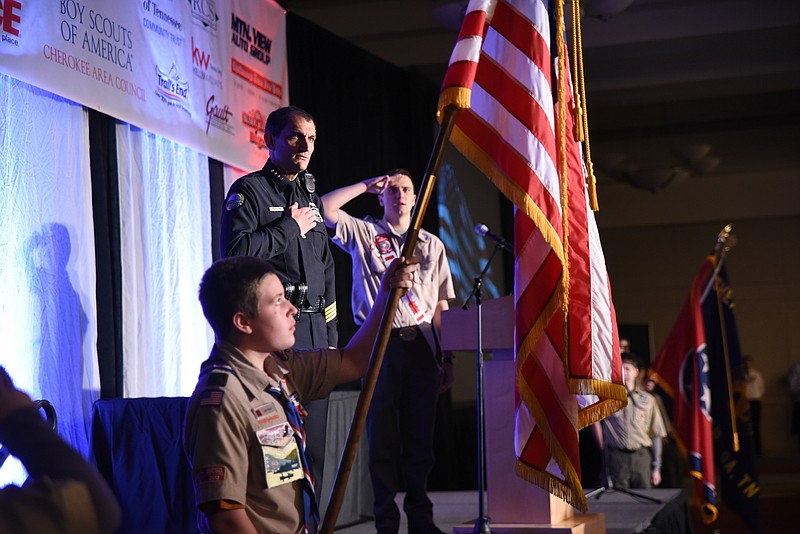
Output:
left=374, top=231, right=428, bottom=324
left=266, top=380, right=319, bottom=532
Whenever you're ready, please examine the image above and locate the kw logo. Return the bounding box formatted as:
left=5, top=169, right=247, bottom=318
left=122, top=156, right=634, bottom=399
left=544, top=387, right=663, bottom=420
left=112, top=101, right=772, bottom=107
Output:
left=191, top=36, right=210, bottom=70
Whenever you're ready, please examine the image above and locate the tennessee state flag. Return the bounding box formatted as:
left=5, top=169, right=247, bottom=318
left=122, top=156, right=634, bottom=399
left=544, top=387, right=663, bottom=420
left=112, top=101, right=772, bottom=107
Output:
left=438, top=0, right=626, bottom=510
left=649, top=258, right=718, bottom=523
left=701, top=258, right=760, bottom=531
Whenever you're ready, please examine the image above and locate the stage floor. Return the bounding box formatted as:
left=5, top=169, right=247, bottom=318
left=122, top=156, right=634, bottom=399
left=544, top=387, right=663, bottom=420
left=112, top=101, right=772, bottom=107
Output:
left=334, top=491, right=477, bottom=533
left=333, top=488, right=687, bottom=533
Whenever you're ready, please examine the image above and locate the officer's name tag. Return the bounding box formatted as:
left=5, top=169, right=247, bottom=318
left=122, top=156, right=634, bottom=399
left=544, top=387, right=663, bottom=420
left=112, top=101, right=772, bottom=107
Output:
left=269, top=206, right=284, bottom=212
left=260, top=426, right=303, bottom=488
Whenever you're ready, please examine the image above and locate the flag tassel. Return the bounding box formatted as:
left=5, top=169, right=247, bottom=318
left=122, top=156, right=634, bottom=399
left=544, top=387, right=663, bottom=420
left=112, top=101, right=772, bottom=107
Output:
left=570, top=0, right=599, bottom=211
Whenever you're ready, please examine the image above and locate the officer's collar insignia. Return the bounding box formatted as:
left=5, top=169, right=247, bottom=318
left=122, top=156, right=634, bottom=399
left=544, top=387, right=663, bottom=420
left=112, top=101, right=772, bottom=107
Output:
left=225, top=193, right=245, bottom=211
left=265, top=164, right=287, bottom=182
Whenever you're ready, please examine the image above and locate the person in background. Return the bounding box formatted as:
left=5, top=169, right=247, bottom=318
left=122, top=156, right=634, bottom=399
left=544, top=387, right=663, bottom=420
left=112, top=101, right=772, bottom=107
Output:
left=743, top=355, right=765, bottom=456
left=183, top=256, right=417, bottom=534
left=321, top=170, right=455, bottom=534
left=219, top=106, right=338, bottom=510
left=593, top=353, right=668, bottom=489
left=644, top=374, right=685, bottom=488
left=0, top=366, right=121, bottom=534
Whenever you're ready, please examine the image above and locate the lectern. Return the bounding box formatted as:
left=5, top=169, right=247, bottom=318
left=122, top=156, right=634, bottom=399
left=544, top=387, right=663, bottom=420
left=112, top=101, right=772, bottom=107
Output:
left=441, top=295, right=604, bottom=533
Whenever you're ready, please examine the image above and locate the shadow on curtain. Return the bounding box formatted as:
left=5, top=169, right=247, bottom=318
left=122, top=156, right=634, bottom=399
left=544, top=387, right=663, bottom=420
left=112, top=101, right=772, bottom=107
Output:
left=0, top=73, right=98, bottom=486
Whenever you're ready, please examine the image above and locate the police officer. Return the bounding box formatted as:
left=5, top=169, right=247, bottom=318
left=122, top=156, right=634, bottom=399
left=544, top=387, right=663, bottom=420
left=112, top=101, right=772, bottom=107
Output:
left=220, top=106, right=337, bottom=515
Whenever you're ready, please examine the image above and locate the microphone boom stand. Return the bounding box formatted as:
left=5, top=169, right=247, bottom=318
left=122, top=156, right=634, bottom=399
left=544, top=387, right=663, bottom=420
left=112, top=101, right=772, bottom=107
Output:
left=461, top=243, right=504, bottom=534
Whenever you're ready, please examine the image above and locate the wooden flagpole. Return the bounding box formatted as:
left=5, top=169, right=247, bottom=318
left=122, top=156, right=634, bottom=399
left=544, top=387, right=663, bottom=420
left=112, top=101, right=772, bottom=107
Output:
left=699, top=224, right=739, bottom=452
left=319, top=106, right=460, bottom=533
left=710, top=224, right=740, bottom=452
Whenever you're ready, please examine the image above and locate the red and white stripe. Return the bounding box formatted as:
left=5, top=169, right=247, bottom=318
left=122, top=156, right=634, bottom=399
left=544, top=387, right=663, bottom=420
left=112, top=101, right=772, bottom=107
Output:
left=438, top=0, right=625, bottom=511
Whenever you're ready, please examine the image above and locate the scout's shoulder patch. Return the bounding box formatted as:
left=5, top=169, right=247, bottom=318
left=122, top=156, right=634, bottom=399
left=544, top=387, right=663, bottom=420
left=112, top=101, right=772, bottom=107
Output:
left=225, top=192, right=245, bottom=211
left=199, top=388, right=225, bottom=408
left=195, top=465, right=226, bottom=485
left=206, top=371, right=229, bottom=388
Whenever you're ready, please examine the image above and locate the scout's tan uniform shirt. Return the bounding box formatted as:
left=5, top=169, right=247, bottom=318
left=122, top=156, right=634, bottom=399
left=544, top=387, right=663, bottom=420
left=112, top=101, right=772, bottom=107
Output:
left=183, top=341, right=340, bottom=534
left=602, top=386, right=668, bottom=451
left=332, top=210, right=454, bottom=328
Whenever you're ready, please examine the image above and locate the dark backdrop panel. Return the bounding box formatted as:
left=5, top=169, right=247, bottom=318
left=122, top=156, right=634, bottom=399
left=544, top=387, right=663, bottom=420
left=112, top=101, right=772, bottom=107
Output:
left=284, top=14, right=470, bottom=490
left=618, top=322, right=653, bottom=367
left=286, top=12, right=440, bottom=345
left=89, top=110, right=123, bottom=399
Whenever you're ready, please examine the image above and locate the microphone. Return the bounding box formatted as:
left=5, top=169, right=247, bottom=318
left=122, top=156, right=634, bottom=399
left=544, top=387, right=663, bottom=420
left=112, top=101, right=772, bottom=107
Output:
left=474, top=223, right=513, bottom=254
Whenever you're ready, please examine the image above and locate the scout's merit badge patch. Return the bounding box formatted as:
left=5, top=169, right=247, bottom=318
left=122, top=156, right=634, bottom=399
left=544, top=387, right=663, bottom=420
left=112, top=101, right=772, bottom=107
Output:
left=260, top=423, right=303, bottom=488
left=375, top=234, right=396, bottom=262
left=225, top=192, right=244, bottom=211
left=195, top=465, right=226, bottom=485
left=256, top=422, right=294, bottom=447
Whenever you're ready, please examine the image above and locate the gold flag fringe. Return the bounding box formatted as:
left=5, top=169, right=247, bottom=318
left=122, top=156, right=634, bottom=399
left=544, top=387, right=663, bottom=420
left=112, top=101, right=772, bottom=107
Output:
left=437, top=87, right=472, bottom=118
left=571, top=377, right=628, bottom=428
left=555, top=0, right=572, bottom=378
left=517, top=363, right=588, bottom=512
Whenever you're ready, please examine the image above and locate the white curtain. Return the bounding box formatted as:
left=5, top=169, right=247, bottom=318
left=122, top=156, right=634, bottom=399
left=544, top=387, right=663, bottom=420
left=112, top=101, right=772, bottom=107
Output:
left=0, top=73, right=99, bottom=484
left=116, top=124, right=214, bottom=397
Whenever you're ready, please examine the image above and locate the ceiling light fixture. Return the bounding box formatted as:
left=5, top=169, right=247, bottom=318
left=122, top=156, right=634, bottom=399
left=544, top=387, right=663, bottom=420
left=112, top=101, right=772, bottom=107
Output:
left=593, top=144, right=721, bottom=193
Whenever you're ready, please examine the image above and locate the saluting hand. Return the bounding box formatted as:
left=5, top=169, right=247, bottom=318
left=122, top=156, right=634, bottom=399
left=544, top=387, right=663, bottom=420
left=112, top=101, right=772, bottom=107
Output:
left=288, top=202, right=317, bottom=235
left=363, top=175, right=389, bottom=195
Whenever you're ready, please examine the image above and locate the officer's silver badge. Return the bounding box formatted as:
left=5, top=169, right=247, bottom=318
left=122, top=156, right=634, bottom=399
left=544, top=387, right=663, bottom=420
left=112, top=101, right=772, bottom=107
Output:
left=226, top=193, right=245, bottom=211
left=308, top=202, right=324, bottom=223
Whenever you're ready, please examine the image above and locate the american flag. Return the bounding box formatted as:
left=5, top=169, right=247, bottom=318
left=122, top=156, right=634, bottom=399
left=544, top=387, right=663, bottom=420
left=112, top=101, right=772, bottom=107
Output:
left=438, top=0, right=625, bottom=510
left=199, top=389, right=224, bottom=407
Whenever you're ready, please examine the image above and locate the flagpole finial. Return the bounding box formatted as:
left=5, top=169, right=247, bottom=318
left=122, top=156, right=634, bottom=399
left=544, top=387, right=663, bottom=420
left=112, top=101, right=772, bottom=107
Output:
left=713, top=224, right=736, bottom=259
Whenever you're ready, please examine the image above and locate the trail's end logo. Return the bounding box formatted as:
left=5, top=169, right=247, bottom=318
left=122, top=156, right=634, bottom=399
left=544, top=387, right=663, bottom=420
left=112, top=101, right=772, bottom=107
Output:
left=155, top=64, right=190, bottom=114
left=189, top=0, right=218, bottom=32
left=1, top=0, right=22, bottom=47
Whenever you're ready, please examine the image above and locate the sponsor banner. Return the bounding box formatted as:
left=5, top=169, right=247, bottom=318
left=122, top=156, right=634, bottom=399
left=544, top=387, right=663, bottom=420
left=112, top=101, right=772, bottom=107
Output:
left=0, top=0, right=288, bottom=170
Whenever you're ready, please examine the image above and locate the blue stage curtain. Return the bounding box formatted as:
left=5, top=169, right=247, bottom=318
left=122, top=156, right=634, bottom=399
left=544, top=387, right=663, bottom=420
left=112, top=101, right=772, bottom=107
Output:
left=0, top=72, right=99, bottom=484
left=90, top=397, right=199, bottom=534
